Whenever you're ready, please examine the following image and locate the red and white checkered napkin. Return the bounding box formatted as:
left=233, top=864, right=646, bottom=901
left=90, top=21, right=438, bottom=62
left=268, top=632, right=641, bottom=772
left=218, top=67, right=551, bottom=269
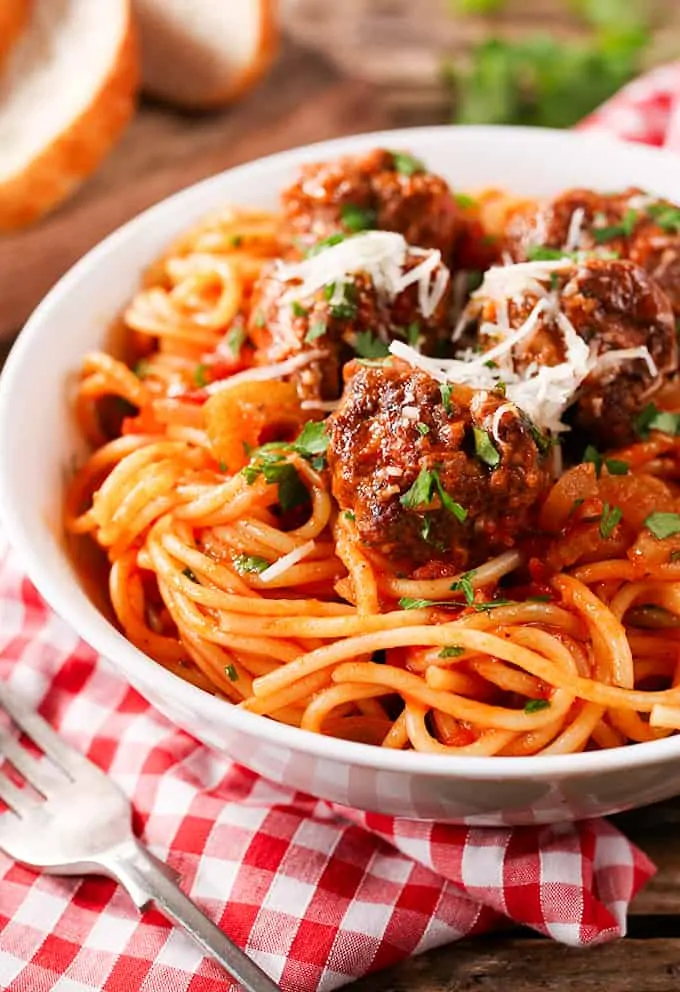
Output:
left=4, top=63, right=680, bottom=988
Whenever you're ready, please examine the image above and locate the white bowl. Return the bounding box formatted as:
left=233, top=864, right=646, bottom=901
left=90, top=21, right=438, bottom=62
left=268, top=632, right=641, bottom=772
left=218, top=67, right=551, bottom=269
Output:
left=4, top=125, right=680, bottom=825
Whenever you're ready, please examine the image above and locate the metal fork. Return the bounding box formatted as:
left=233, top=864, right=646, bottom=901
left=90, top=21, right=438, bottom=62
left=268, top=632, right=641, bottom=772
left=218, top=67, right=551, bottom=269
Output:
left=0, top=681, right=280, bottom=992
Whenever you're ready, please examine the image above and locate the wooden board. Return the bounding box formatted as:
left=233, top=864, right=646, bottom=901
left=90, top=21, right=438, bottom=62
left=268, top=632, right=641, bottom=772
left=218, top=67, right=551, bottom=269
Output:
left=0, top=42, right=387, bottom=340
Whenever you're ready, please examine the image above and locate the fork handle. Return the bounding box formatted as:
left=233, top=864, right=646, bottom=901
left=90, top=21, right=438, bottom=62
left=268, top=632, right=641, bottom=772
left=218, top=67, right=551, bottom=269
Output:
left=104, top=840, right=281, bottom=992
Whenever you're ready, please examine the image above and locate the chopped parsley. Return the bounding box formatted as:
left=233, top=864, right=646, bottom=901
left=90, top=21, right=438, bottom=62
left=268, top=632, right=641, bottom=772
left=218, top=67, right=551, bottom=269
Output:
left=133, top=358, right=150, bottom=378
left=454, top=192, right=477, bottom=209
left=398, top=597, right=453, bottom=610
left=529, top=422, right=552, bottom=455
left=599, top=503, right=622, bottom=540
left=635, top=403, right=680, bottom=438
left=225, top=325, right=246, bottom=356
left=450, top=569, right=476, bottom=606
left=645, top=512, right=680, bottom=540
left=524, top=698, right=550, bottom=714
left=242, top=452, right=309, bottom=512
left=416, top=422, right=430, bottom=436
left=528, top=594, right=552, bottom=603
left=354, top=331, right=390, bottom=359
left=305, top=320, right=327, bottom=343
left=293, top=420, right=329, bottom=461
left=472, top=599, right=515, bottom=612
left=326, top=281, right=358, bottom=321
left=182, top=567, right=198, bottom=582
left=439, top=644, right=464, bottom=658
left=549, top=272, right=560, bottom=291
left=233, top=554, right=270, bottom=575
left=583, top=445, right=628, bottom=478
left=218, top=459, right=228, bottom=472
left=439, top=383, right=454, bottom=415
left=671, top=550, right=680, bottom=562
left=343, top=510, right=356, bottom=522
left=291, top=301, right=308, bottom=318
left=593, top=208, right=638, bottom=243
left=406, top=321, right=421, bottom=347
left=340, top=203, right=377, bottom=232
left=400, top=467, right=467, bottom=522
left=306, top=233, right=347, bottom=257
left=526, top=245, right=571, bottom=261
left=391, top=151, right=425, bottom=176
left=647, top=202, right=680, bottom=234
left=473, top=427, right=500, bottom=468
left=193, top=364, right=208, bottom=388
left=225, top=664, right=239, bottom=681
left=227, top=234, right=243, bottom=248
left=253, top=310, right=266, bottom=328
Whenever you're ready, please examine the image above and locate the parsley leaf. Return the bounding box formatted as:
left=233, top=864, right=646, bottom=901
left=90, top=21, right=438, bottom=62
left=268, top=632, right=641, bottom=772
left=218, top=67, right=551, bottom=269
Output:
left=291, top=301, right=308, bottom=318
left=472, top=599, right=515, bottom=612
left=242, top=452, right=309, bottom=512
left=399, top=597, right=454, bottom=610
left=344, top=510, right=356, bottom=522
left=440, top=383, right=454, bottom=415
left=593, top=208, right=638, bottom=243
left=253, top=310, right=266, bottom=328
left=635, top=404, right=680, bottom=438
left=225, top=664, right=239, bottom=681
left=450, top=569, right=476, bottom=606
left=473, top=427, right=500, bottom=468
left=526, top=245, right=571, bottom=261
left=225, top=325, right=246, bottom=356
left=407, top=321, right=421, bottom=346
left=400, top=467, right=467, bottom=522
left=354, top=331, right=390, bottom=359
left=599, top=502, right=622, bottom=539
left=454, top=192, right=477, bottom=209
left=645, top=512, right=680, bottom=540
left=134, top=358, right=150, bottom=378
left=182, top=567, right=198, bottom=583
left=293, top=421, right=329, bottom=459
left=340, top=203, right=377, bottom=232
left=439, top=645, right=464, bottom=658
left=233, top=554, right=270, bottom=574
left=416, top=422, right=430, bottom=436
left=193, top=364, right=208, bottom=388
left=524, top=698, right=550, bottom=714
left=391, top=151, right=425, bottom=176
left=306, top=233, right=347, bottom=257
left=647, top=202, right=680, bottom=234
left=305, top=320, right=327, bottom=343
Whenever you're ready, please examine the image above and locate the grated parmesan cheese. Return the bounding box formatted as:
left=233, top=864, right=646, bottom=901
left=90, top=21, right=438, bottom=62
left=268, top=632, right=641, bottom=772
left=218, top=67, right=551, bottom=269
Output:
left=564, top=207, right=586, bottom=252
left=276, top=231, right=450, bottom=319
left=205, top=350, right=326, bottom=395
left=258, top=540, right=316, bottom=583
left=390, top=257, right=657, bottom=436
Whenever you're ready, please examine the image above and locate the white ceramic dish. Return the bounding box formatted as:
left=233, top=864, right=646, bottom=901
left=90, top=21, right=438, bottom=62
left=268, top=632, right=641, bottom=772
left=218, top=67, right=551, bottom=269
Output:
left=3, top=125, right=680, bottom=825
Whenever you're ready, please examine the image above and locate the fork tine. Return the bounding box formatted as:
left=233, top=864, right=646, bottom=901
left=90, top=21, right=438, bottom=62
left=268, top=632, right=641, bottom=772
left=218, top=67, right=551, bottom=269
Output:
left=0, top=730, right=63, bottom=798
left=0, top=683, right=93, bottom=780
left=0, top=772, right=34, bottom=817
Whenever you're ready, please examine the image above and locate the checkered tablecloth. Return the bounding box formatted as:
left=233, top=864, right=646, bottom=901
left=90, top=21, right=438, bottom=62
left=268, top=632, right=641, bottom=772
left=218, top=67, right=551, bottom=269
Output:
left=3, top=62, right=680, bottom=991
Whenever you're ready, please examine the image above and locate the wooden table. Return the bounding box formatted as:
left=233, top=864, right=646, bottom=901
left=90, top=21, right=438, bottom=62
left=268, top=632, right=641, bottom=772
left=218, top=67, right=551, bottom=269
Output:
left=3, top=5, right=680, bottom=987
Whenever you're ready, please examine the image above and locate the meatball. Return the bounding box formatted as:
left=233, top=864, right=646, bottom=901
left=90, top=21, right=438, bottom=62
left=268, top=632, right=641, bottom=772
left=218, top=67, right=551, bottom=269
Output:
left=281, top=148, right=463, bottom=260
left=475, top=258, right=677, bottom=448
left=506, top=187, right=680, bottom=313
left=248, top=239, right=452, bottom=402
left=327, top=361, right=551, bottom=568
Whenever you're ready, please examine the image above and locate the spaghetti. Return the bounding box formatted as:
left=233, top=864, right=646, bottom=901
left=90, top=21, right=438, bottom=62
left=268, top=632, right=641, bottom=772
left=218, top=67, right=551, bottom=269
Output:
left=65, top=152, right=680, bottom=755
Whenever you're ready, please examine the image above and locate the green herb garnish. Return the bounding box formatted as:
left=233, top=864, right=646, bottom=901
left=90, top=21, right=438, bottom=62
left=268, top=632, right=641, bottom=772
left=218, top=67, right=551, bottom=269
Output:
left=193, top=364, right=208, bottom=388
left=599, top=502, right=622, bottom=539
left=340, top=203, right=377, bottom=232
left=593, top=207, right=638, bottom=243
left=391, top=151, right=425, bottom=176
left=647, top=202, right=680, bottom=234
left=233, top=554, right=270, bottom=575
left=398, top=597, right=454, bottom=610
left=440, top=383, right=454, bottom=415
left=473, top=427, right=500, bottom=468
left=306, top=233, right=347, bottom=257
left=645, top=512, right=680, bottom=540
left=182, top=567, right=198, bottom=583
left=291, top=301, right=308, bottom=318
left=416, top=422, right=430, bottom=436
left=225, top=664, right=239, bottom=681
left=439, top=644, right=465, bottom=658
left=354, top=331, right=390, bottom=359
left=454, top=192, right=477, bottom=209
left=225, top=326, right=246, bottom=357
left=524, top=698, right=550, bottom=713
left=635, top=403, right=680, bottom=438
left=450, top=569, right=476, bottom=606
left=400, top=467, right=467, bottom=522
left=305, top=320, right=327, bottom=343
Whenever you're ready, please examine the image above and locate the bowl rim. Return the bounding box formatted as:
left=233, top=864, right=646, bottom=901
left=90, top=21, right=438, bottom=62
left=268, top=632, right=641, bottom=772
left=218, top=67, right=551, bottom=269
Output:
left=4, top=122, right=680, bottom=781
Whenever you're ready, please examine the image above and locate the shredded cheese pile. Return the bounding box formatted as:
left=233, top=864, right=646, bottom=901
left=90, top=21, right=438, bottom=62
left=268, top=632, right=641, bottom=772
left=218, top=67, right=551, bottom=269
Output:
left=276, top=231, right=450, bottom=319
left=393, top=260, right=656, bottom=435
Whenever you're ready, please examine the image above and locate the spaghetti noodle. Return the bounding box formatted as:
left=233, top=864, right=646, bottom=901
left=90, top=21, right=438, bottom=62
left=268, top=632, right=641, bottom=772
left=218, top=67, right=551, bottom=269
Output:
left=65, top=151, right=680, bottom=755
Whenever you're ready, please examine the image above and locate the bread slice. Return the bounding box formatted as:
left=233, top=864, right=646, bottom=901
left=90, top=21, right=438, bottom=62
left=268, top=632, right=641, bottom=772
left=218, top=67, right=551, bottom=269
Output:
left=0, top=0, right=30, bottom=69
left=0, top=0, right=138, bottom=232
left=134, top=0, right=277, bottom=110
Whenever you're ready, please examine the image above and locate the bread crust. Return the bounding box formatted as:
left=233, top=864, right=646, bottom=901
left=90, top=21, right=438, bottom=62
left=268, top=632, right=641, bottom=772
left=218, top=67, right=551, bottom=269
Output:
left=0, top=3, right=139, bottom=232
left=140, top=0, right=278, bottom=110
left=0, top=0, right=30, bottom=70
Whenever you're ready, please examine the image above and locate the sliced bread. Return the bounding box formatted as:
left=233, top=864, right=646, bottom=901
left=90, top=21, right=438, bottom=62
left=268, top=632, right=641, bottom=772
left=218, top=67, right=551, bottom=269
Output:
left=0, top=0, right=139, bottom=231
left=133, top=0, right=277, bottom=110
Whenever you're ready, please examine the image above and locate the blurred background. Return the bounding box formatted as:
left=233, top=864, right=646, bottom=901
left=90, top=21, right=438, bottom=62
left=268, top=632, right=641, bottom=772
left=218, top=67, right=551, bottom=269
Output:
left=2, top=0, right=679, bottom=350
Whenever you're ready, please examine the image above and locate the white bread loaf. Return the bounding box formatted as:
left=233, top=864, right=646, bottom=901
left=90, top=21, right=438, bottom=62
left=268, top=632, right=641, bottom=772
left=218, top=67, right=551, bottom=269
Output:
left=133, top=0, right=277, bottom=110
left=0, top=0, right=138, bottom=231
